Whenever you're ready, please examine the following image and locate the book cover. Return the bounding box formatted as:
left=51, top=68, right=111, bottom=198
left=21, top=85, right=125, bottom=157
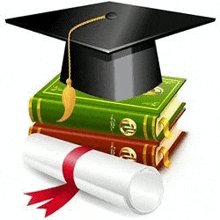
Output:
left=29, top=74, right=186, bottom=141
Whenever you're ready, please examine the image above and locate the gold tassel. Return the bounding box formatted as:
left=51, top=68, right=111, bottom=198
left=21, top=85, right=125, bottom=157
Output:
left=57, top=79, right=76, bottom=122
left=57, top=15, right=106, bottom=122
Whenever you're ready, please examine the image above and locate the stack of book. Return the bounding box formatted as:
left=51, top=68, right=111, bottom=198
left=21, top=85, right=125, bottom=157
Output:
left=28, top=74, right=186, bottom=170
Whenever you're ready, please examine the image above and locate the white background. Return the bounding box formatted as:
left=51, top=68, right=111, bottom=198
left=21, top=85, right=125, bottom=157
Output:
left=0, top=0, right=219, bottom=219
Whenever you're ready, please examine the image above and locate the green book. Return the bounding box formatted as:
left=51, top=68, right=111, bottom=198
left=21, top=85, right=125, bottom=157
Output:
left=29, top=74, right=186, bottom=141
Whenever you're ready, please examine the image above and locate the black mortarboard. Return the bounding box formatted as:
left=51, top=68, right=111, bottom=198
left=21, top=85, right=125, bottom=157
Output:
left=6, top=2, right=215, bottom=101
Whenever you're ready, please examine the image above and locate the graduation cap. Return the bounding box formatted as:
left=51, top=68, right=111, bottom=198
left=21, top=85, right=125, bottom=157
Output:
left=6, top=2, right=214, bottom=119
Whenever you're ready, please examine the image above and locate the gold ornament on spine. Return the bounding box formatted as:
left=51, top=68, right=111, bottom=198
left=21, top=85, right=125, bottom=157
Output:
left=143, top=115, right=149, bottom=140
left=143, top=144, right=148, bottom=165
left=119, top=118, right=137, bottom=136
left=152, top=116, right=157, bottom=141
left=119, top=147, right=137, bottom=162
left=151, top=146, right=156, bottom=167
left=37, top=127, right=42, bottom=134
left=57, top=15, right=106, bottom=122
left=28, top=97, right=34, bottom=122
left=37, top=98, right=43, bottom=124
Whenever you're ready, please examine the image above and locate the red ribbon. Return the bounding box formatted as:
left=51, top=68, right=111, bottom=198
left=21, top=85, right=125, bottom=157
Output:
left=25, top=146, right=92, bottom=217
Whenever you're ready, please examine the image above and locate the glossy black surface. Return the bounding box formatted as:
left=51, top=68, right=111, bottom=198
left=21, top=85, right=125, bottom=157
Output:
left=6, top=1, right=215, bottom=53
left=60, top=41, right=161, bottom=100
left=5, top=2, right=215, bottom=100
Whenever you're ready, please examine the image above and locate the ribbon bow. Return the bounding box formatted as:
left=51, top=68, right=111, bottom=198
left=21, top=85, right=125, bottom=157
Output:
left=25, top=146, right=92, bottom=217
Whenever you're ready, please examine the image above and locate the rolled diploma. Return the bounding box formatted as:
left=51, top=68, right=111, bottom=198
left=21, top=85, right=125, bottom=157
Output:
left=24, top=134, right=163, bottom=214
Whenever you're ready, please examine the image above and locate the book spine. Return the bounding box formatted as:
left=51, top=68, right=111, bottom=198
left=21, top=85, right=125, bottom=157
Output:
left=29, top=96, right=183, bottom=141
left=29, top=96, right=160, bottom=141
left=29, top=124, right=159, bottom=167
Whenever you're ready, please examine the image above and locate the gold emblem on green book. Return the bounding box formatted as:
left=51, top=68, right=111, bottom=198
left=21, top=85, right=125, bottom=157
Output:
left=119, top=147, right=137, bottom=162
left=119, top=118, right=137, bottom=136
left=143, top=86, right=163, bottom=95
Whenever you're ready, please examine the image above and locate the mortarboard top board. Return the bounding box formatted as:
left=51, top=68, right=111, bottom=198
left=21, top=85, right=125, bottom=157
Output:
left=6, top=1, right=215, bottom=101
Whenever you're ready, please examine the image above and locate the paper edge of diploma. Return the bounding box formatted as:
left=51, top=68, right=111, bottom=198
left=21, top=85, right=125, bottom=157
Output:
left=23, top=134, right=164, bottom=214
